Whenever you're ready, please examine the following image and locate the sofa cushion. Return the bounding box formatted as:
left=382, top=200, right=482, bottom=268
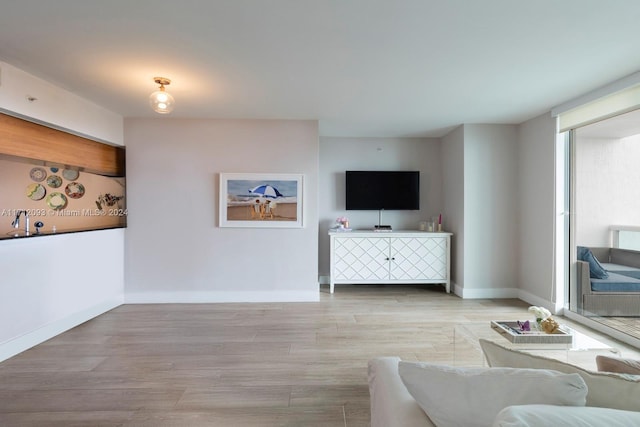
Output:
left=596, top=355, right=640, bottom=375
left=610, top=247, right=640, bottom=269
left=577, top=246, right=609, bottom=279
left=398, top=361, right=587, bottom=427
left=492, top=404, right=640, bottom=427
left=601, top=262, right=640, bottom=280
left=480, top=339, right=640, bottom=411
left=589, top=271, right=640, bottom=292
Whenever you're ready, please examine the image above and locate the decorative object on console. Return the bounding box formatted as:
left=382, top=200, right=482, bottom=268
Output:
left=428, top=218, right=436, bottom=232
left=336, top=216, right=349, bottom=229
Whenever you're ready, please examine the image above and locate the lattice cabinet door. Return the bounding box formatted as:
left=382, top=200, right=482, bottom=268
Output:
left=333, top=237, right=390, bottom=281
left=389, top=237, right=448, bottom=280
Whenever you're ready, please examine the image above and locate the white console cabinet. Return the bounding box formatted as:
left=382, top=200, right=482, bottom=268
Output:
left=328, top=230, right=452, bottom=293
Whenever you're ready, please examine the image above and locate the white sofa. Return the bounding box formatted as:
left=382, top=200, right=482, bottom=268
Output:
left=368, top=356, right=433, bottom=427
left=368, top=340, right=640, bottom=427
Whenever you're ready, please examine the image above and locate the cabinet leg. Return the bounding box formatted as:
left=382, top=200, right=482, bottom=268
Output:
left=330, top=282, right=334, bottom=293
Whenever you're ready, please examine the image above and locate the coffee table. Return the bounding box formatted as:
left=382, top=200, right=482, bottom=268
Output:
left=453, top=322, right=621, bottom=370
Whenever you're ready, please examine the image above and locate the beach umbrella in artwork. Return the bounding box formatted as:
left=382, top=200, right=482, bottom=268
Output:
left=249, top=184, right=283, bottom=198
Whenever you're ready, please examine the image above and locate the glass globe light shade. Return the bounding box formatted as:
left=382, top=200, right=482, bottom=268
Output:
left=149, top=88, right=175, bottom=114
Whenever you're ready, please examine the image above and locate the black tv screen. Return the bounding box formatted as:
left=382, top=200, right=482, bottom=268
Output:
left=345, top=171, right=419, bottom=210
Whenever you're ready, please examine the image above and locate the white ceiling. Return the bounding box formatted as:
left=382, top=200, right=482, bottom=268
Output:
left=2, top=1, right=640, bottom=137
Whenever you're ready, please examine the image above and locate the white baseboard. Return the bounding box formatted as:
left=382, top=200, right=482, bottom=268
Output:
left=516, top=290, right=557, bottom=314
left=453, top=286, right=557, bottom=312
left=321, top=279, right=541, bottom=303
left=125, top=291, right=320, bottom=304
left=0, top=298, right=123, bottom=363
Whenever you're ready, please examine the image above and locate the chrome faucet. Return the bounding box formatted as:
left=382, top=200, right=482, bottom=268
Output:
left=11, top=210, right=30, bottom=236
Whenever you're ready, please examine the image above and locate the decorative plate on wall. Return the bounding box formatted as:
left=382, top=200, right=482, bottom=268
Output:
left=46, top=175, right=63, bottom=188
left=62, top=169, right=79, bottom=180
left=29, top=167, right=47, bottom=182
left=46, top=192, right=68, bottom=210
left=26, top=183, right=46, bottom=201
left=64, top=181, right=84, bottom=199
left=65, top=182, right=85, bottom=199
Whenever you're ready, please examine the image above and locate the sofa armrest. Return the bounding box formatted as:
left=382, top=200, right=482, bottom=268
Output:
left=576, top=260, right=593, bottom=305
left=368, top=357, right=434, bottom=427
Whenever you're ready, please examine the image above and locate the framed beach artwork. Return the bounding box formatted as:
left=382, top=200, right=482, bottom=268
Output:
left=219, top=173, right=304, bottom=228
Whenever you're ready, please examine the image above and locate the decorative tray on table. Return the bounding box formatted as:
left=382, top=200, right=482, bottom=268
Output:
left=490, top=320, right=574, bottom=344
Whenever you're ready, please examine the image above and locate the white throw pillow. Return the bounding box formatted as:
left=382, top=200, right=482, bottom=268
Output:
left=492, top=404, right=640, bottom=427
left=398, top=361, right=587, bottom=427
left=480, top=339, right=640, bottom=411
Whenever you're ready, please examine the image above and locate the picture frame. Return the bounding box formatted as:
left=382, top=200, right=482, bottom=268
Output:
left=219, top=173, right=304, bottom=228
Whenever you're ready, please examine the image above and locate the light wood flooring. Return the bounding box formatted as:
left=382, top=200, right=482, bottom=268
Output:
left=1, top=285, right=638, bottom=426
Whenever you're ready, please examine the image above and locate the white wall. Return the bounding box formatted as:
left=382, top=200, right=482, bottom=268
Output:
left=124, top=118, right=319, bottom=302
left=574, top=134, right=640, bottom=247
left=0, top=63, right=125, bottom=362
left=462, top=124, right=519, bottom=298
left=517, top=113, right=558, bottom=308
left=441, top=119, right=559, bottom=305
left=317, top=137, right=442, bottom=277
left=441, top=126, right=464, bottom=292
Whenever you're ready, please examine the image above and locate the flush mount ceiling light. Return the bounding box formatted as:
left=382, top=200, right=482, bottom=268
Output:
left=149, top=77, right=175, bottom=114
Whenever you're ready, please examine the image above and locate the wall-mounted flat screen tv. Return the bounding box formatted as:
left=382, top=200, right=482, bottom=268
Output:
left=345, top=171, right=419, bottom=210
